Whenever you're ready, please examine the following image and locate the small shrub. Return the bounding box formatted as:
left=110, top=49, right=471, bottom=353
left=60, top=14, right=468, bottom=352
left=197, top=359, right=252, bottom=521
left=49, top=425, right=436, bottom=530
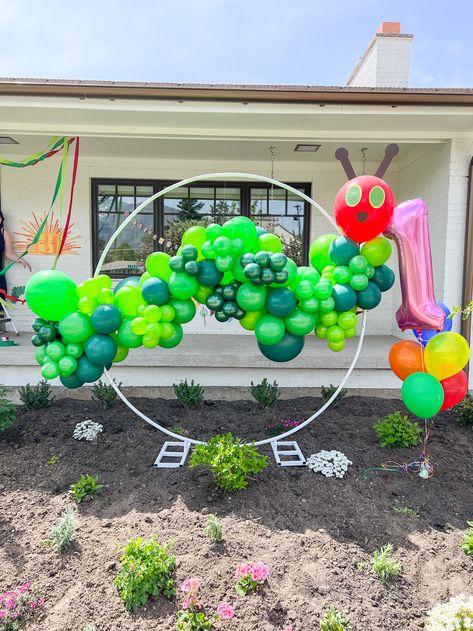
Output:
left=189, top=433, right=267, bottom=493
left=47, top=454, right=59, bottom=465
left=177, top=578, right=234, bottom=630
left=205, top=515, right=222, bottom=543
left=462, top=521, right=473, bottom=559
left=91, top=380, right=121, bottom=410
left=70, top=474, right=104, bottom=503
left=320, top=606, right=352, bottom=631
left=0, top=386, right=16, bottom=433
left=393, top=506, right=419, bottom=518
left=250, top=378, right=280, bottom=408
left=455, top=393, right=473, bottom=426
left=83, top=625, right=96, bottom=631
left=264, top=419, right=299, bottom=437
left=49, top=509, right=74, bottom=553
left=114, top=537, right=175, bottom=610
left=426, top=594, right=473, bottom=630
left=371, top=543, right=402, bottom=585
left=234, top=562, right=270, bottom=595
left=0, top=582, right=45, bottom=629
left=373, top=412, right=422, bottom=448
left=171, top=425, right=190, bottom=437
left=320, top=384, right=347, bottom=406
left=173, top=379, right=204, bottom=409
left=18, top=380, right=55, bottom=411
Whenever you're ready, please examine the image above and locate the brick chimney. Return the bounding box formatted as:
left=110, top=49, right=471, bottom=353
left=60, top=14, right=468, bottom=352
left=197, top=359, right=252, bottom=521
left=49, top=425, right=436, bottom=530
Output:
left=346, top=22, right=413, bottom=88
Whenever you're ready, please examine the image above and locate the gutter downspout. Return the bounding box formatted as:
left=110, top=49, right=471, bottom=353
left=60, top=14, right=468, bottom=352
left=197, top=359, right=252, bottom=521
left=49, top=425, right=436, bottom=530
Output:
left=461, top=156, right=473, bottom=376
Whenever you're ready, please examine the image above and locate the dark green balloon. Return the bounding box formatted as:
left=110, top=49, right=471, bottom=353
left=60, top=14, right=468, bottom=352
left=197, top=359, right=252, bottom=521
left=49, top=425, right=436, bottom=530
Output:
left=329, top=236, right=359, bottom=266
left=234, top=308, right=246, bottom=320
left=222, top=284, right=237, bottom=301
left=85, top=333, right=118, bottom=366
left=244, top=263, right=261, bottom=281
left=254, top=251, right=271, bottom=267
left=267, top=288, right=297, bottom=318
left=196, top=259, right=224, bottom=287
left=258, top=331, right=304, bottom=362
left=60, top=373, right=84, bottom=389
left=32, top=317, right=48, bottom=333
left=241, top=253, right=256, bottom=267
left=184, top=260, right=200, bottom=276
left=141, top=277, right=170, bottom=306
left=261, top=268, right=276, bottom=284
left=332, top=284, right=357, bottom=312
left=75, top=356, right=104, bottom=383
left=113, top=276, right=140, bottom=294
left=269, top=252, right=288, bottom=272
left=169, top=256, right=186, bottom=272
left=38, top=324, right=57, bottom=342
left=206, top=293, right=225, bottom=311
left=159, top=323, right=183, bottom=348
left=31, top=334, right=45, bottom=347
left=91, top=305, right=123, bottom=334
left=274, top=269, right=289, bottom=284
left=255, top=226, right=267, bottom=237
left=222, top=301, right=239, bottom=317
left=181, top=244, right=198, bottom=262
left=371, top=265, right=395, bottom=292
left=356, top=281, right=382, bottom=310
left=214, top=311, right=230, bottom=322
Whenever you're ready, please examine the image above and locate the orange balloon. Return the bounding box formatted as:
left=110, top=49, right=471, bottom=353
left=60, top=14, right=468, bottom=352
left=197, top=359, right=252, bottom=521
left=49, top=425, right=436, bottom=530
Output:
left=389, top=340, right=426, bottom=381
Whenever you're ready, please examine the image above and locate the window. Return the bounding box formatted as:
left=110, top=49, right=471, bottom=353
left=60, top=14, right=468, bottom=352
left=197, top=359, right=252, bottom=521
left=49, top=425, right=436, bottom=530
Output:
left=92, top=179, right=311, bottom=276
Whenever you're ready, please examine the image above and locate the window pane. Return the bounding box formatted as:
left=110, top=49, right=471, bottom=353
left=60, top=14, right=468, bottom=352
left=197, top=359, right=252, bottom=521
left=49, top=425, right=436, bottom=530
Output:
left=189, top=187, right=213, bottom=213
left=267, top=188, right=285, bottom=216
left=117, top=185, right=135, bottom=196
left=136, top=186, right=154, bottom=197
left=98, top=184, right=116, bottom=195
left=98, top=212, right=154, bottom=274
left=209, top=187, right=241, bottom=223
left=250, top=188, right=268, bottom=215
left=98, top=194, right=116, bottom=213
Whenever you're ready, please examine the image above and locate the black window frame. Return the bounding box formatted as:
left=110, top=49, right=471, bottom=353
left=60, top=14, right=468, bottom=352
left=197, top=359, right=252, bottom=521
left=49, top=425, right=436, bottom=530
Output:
left=91, top=178, right=312, bottom=277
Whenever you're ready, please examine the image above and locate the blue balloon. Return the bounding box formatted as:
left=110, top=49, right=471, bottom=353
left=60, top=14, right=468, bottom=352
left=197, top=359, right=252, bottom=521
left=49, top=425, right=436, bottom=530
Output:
left=413, top=302, right=452, bottom=347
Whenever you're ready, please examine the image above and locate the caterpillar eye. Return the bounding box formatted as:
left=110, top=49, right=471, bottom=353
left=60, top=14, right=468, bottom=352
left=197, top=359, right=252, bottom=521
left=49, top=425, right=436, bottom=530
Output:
left=345, top=184, right=362, bottom=207
left=369, top=185, right=386, bottom=209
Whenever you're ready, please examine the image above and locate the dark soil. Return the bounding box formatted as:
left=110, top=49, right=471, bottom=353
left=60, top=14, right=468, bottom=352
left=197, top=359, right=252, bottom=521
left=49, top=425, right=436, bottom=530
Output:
left=0, top=395, right=472, bottom=631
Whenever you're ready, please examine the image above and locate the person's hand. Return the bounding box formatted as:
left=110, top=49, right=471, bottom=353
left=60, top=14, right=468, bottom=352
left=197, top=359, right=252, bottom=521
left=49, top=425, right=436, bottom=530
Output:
left=18, top=258, right=32, bottom=272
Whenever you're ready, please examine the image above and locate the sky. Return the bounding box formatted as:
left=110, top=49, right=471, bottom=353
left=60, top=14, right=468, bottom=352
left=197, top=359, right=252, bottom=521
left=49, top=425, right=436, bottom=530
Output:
left=0, top=0, right=472, bottom=88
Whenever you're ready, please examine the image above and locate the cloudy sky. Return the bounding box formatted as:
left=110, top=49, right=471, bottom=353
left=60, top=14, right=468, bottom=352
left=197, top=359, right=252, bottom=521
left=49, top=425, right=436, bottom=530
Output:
left=0, top=0, right=471, bottom=87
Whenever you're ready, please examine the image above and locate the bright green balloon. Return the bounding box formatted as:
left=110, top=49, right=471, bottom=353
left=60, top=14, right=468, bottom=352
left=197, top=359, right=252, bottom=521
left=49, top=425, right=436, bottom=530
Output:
left=284, top=309, right=316, bottom=336
left=66, top=342, right=84, bottom=359
left=320, top=311, right=338, bottom=327
left=295, top=280, right=313, bottom=300
left=118, top=319, right=143, bottom=348
left=182, top=225, right=207, bottom=253
left=82, top=277, right=101, bottom=298
left=59, top=312, right=94, bottom=343
left=41, top=361, right=59, bottom=380
left=144, top=305, right=162, bottom=323
left=327, top=325, right=345, bottom=343
left=194, top=284, right=213, bottom=304
left=146, top=252, right=172, bottom=281
left=113, top=276, right=140, bottom=294
left=236, top=283, right=267, bottom=311
left=130, top=316, right=148, bottom=336
left=206, top=223, right=223, bottom=242
left=96, top=274, right=112, bottom=290
left=35, top=345, right=48, bottom=365
left=115, top=285, right=144, bottom=317
left=160, top=305, right=176, bottom=322
left=58, top=355, right=77, bottom=377
left=140, top=271, right=152, bottom=286
left=46, top=341, right=66, bottom=362
left=96, top=288, right=115, bottom=305
left=314, top=324, right=328, bottom=339
left=309, top=234, right=337, bottom=273
left=329, top=339, right=345, bottom=352
left=361, top=237, right=392, bottom=267
left=159, top=323, right=183, bottom=348
left=78, top=296, right=97, bottom=316
left=113, top=342, right=129, bottom=363
left=401, top=372, right=444, bottom=419
left=255, top=314, right=285, bottom=345
left=338, top=311, right=357, bottom=330
left=239, top=309, right=266, bottom=331
left=26, top=270, right=78, bottom=321
left=227, top=216, right=257, bottom=250
left=257, top=233, right=282, bottom=254
left=168, top=298, right=196, bottom=324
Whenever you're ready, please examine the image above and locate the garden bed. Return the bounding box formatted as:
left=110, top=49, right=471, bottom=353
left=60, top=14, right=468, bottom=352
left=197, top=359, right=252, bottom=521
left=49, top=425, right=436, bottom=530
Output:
left=0, top=394, right=472, bottom=630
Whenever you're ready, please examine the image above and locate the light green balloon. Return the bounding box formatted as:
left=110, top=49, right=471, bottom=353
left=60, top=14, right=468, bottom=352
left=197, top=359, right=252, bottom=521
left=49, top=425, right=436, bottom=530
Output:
left=146, top=252, right=172, bottom=281
left=256, top=232, right=282, bottom=254
left=309, top=234, right=338, bottom=273
left=59, top=312, right=94, bottom=343
left=115, top=285, right=144, bottom=317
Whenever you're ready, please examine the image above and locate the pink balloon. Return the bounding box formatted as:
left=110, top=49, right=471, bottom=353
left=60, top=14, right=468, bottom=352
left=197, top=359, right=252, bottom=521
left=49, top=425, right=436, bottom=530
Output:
left=385, top=198, right=445, bottom=331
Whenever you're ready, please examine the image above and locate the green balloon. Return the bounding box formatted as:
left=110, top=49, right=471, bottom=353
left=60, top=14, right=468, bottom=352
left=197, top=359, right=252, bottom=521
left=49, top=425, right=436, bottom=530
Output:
left=401, top=372, right=444, bottom=419
left=146, top=252, right=172, bottom=280
left=113, top=342, right=129, bottom=363
left=227, top=216, right=257, bottom=250
left=320, top=311, right=338, bottom=327
left=206, top=223, right=223, bottom=242
left=168, top=272, right=198, bottom=300
left=142, top=277, right=171, bottom=306
left=295, top=280, right=313, bottom=300
left=361, top=237, right=392, bottom=267
left=314, top=324, right=328, bottom=339
left=284, top=309, right=316, bottom=336
left=309, top=234, right=337, bottom=273
left=115, top=285, right=144, bottom=317
left=59, top=312, right=94, bottom=343
left=66, top=342, right=84, bottom=359
left=118, top=319, right=143, bottom=348
left=371, top=265, right=395, bottom=292
left=327, top=325, right=345, bottom=343
left=215, top=255, right=234, bottom=272
left=46, top=341, right=66, bottom=362
left=255, top=314, right=285, bottom=345
left=75, top=356, right=104, bottom=383
left=333, top=266, right=352, bottom=284
left=231, top=256, right=247, bottom=283
left=159, top=323, right=183, bottom=348
left=350, top=274, right=369, bottom=292
left=257, top=233, right=282, bottom=254
left=113, top=276, right=140, bottom=294
left=329, top=236, right=359, bottom=266
left=35, top=345, right=48, bottom=365
left=196, top=259, right=224, bottom=287
left=239, top=309, right=266, bottom=331
left=85, top=334, right=117, bottom=366
left=258, top=331, right=304, bottom=362
left=236, top=283, right=267, bottom=311
left=332, top=284, right=357, bottom=312
left=201, top=241, right=216, bottom=259
left=60, top=373, right=84, bottom=389
left=168, top=298, right=196, bottom=324
left=356, top=281, right=381, bottom=310
left=349, top=255, right=368, bottom=274
left=213, top=236, right=232, bottom=256
left=91, top=305, right=123, bottom=334
left=338, top=311, right=357, bottom=330
left=300, top=296, right=319, bottom=313
left=319, top=297, right=336, bottom=313
left=183, top=225, right=207, bottom=250
left=194, top=284, right=213, bottom=304
left=25, top=270, right=78, bottom=321
left=41, top=361, right=59, bottom=380
left=314, top=281, right=332, bottom=300
left=267, top=288, right=297, bottom=318
left=58, top=355, right=77, bottom=377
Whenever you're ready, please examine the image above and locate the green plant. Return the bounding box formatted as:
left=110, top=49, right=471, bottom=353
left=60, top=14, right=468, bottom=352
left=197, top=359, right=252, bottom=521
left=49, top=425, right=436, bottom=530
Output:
left=171, top=425, right=190, bottom=437
left=173, top=379, right=205, bottom=409
left=91, top=380, right=122, bottom=410
left=114, top=537, right=175, bottom=610
left=320, top=384, right=347, bottom=407
left=49, top=509, right=74, bottom=552
left=189, top=433, right=267, bottom=493
left=250, top=378, right=280, bottom=408
left=0, top=386, right=16, bottom=433
left=393, top=506, right=419, bottom=518
left=320, top=606, right=352, bottom=631
left=205, top=515, right=222, bottom=543
left=82, top=625, right=96, bottom=631
left=18, top=380, right=55, bottom=411
left=371, top=544, right=402, bottom=585
left=455, top=394, right=473, bottom=427
left=47, top=454, right=59, bottom=465
left=462, top=521, right=473, bottom=559
left=70, top=474, right=104, bottom=503
left=373, top=411, right=422, bottom=448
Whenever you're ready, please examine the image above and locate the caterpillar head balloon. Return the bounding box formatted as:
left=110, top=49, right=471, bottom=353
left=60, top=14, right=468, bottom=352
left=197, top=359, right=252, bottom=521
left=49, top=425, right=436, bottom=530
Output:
left=334, top=144, right=399, bottom=243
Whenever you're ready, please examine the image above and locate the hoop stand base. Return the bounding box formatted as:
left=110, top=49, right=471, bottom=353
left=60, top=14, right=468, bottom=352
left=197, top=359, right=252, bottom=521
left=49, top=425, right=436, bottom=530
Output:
left=270, top=440, right=306, bottom=467
left=154, top=441, right=191, bottom=468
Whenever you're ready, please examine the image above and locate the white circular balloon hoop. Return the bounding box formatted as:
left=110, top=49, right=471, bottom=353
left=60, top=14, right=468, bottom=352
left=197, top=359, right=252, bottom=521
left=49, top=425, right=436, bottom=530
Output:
left=94, top=173, right=367, bottom=447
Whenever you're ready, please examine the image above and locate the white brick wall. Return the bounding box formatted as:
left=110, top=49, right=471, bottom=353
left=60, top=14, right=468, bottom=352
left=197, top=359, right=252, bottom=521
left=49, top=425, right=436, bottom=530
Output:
left=348, top=35, right=412, bottom=88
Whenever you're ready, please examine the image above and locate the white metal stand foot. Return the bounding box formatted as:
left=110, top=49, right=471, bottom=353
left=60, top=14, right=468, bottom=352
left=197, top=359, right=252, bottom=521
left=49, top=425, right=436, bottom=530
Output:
left=271, top=440, right=306, bottom=467
left=154, top=441, right=191, bottom=468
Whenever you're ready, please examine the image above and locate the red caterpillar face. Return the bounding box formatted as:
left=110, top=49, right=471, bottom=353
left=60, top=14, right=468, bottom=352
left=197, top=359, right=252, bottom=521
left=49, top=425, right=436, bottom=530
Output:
left=334, top=175, right=395, bottom=244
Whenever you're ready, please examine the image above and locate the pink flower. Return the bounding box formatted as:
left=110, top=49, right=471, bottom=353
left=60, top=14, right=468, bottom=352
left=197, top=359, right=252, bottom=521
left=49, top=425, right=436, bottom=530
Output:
left=235, top=563, right=251, bottom=579
left=181, top=578, right=201, bottom=593
left=0, top=611, right=6, bottom=619
left=217, top=602, right=235, bottom=619
left=284, top=626, right=293, bottom=631
left=251, top=562, right=270, bottom=582
left=4, top=597, right=16, bottom=610
left=18, top=583, right=30, bottom=593
left=181, top=593, right=202, bottom=611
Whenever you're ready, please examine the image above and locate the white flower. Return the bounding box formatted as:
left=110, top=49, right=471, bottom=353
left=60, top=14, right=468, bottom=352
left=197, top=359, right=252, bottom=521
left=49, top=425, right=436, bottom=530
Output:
left=426, top=595, right=473, bottom=630
left=73, top=420, right=104, bottom=442
left=306, top=450, right=352, bottom=478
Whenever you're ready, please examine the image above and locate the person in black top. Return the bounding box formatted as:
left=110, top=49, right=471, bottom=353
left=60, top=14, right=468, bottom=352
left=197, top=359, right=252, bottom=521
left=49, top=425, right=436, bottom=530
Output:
left=0, top=210, right=32, bottom=317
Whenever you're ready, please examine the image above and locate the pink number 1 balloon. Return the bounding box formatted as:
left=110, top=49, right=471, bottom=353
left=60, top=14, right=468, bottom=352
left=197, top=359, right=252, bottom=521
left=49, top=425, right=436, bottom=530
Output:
left=385, top=198, right=445, bottom=331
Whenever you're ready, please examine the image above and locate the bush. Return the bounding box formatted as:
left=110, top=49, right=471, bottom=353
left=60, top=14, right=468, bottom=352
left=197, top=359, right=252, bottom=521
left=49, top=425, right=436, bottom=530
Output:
left=189, top=433, right=267, bottom=493
left=373, top=412, right=422, bottom=448
left=320, top=606, right=352, bottom=631
left=114, top=537, right=175, bottom=610
left=462, top=521, right=473, bottom=559
left=49, top=509, right=74, bottom=553
left=320, top=384, right=347, bottom=407
left=455, top=393, right=473, bottom=426
left=205, top=515, right=223, bottom=543
left=250, top=378, right=280, bottom=408
left=18, top=380, right=55, bottom=411
left=70, top=474, right=104, bottom=503
left=173, top=379, right=204, bottom=409
left=371, top=544, right=402, bottom=585
left=0, top=386, right=16, bottom=433
left=91, top=380, right=121, bottom=410
left=426, top=594, right=473, bottom=631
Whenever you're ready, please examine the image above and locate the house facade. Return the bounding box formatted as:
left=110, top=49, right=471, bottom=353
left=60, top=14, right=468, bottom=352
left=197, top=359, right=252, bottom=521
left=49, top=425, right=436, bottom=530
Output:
left=1, top=23, right=472, bottom=390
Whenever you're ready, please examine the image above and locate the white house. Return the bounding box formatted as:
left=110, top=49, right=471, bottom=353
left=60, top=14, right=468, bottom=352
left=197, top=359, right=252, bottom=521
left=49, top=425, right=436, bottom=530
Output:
left=1, top=22, right=472, bottom=392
